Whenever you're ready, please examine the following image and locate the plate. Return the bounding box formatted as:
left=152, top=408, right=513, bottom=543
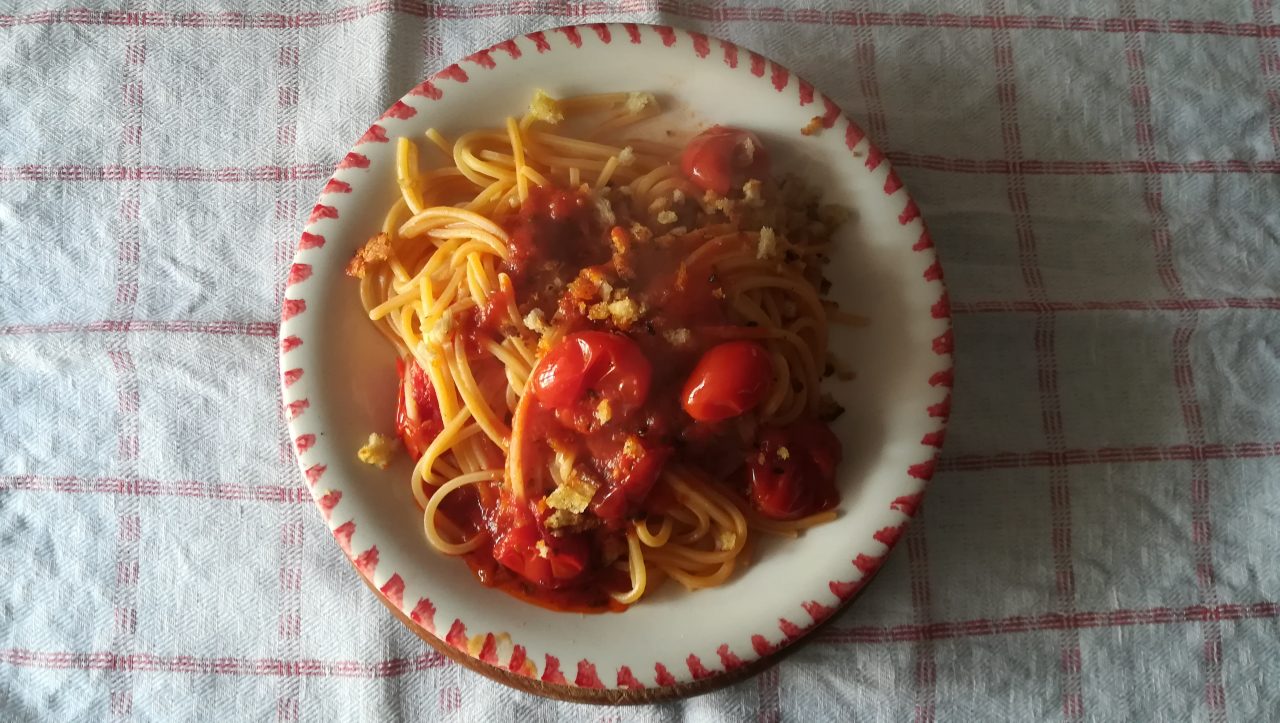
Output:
left=279, top=22, right=952, bottom=701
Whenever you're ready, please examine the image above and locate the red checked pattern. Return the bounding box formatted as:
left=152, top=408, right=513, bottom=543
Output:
left=280, top=23, right=951, bottom=691
left=5, top=2, right=1280, bottom=721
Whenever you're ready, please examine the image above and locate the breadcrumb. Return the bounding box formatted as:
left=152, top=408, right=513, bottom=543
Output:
left=663, top=328, right=691, bottom=346
left=345, top=232, right=393, bottom=279
left=608, top=297, right=641, bottom=328
left=546, top=474, right=598, bottom=514
left=595, top=398, right=613, bottom=425
left=617, top=146, right=636, bottom=166
left=357, top=433, right=397, bottom=469
left=624, top=91, right=655, bottom=114
left=656, top=210, right=678, bottom=225
left=544, top=509, right=583, bottom=530
left=756, top=226, right=778, bottom=260
left=528, top=89, right=564, bottom=124
left=523, top=308, right=549, bottom=334
left=801, top=115, right=824, bottom=136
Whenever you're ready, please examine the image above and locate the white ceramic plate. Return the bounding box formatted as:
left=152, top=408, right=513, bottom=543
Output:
left=279, top=23, right=952, bottom=694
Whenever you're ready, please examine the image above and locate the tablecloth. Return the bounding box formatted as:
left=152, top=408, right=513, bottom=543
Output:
left=3, top=1, right=1279, bottom=720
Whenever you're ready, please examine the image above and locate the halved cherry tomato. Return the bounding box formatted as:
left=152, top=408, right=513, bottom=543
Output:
left=530, top=331, right=652, bottom=430
left=492, top=497, right=591, bottom=589
left=680, top=125, right=770, bottom=196
left=747, top=420, right=842, bottom=520
left=681, top=341, right=775, bottom=422
left=395, top=358, right=444, bottom=459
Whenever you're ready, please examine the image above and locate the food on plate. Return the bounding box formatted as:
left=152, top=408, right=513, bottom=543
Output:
left=349, top=90, right=854, bottom=611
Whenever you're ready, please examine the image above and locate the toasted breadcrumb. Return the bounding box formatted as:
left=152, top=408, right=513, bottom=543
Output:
left=756, top=226, right=778, bottom=260
left=544, top=509, right=584, bottom=530
left=528, top=89, right=564, bottom=124
left=778, top=446, right=791, bottom=460
left=622, top=436, right=644, bottom=460
left=625, top=91, right=655, bottom=114
left=595, top=398, right=613, bottom=425
left=357, top=433, right=397, bottom=469
left=716, top=530, right=738, bottom=551
left=607, top=297, right=642, bottom=328
left=801, top=115, right=824, bottom=136
left=345, top=232, right=393, bottom=279
left=663, top=328, right=691, bottom=346
left=546, top=474, right=598, bottom=514
left=523, top=308, right=549, bottom=335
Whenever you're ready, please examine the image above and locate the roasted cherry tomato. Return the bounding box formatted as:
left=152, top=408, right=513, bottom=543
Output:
left=590, top=438, right=673, bottom=524
left=530, top=331, right=652, bottom=430
left=747, top=420, right=842, bottom=520
left=395, top=358, right=444, bottom=459
left=681, top=341, right=775, bottom=422
left=680, top=125, right=770, bottom=196
left=492, top=498, right=591, bottom=588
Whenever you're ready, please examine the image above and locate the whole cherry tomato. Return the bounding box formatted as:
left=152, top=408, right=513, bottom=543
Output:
left=530, top=331, right=652, bottom=430
left=681, top=341, right=775, bottom=422
left=747, top=420, right=842, bottom=520
left=680, top=125, right=771, bottom=196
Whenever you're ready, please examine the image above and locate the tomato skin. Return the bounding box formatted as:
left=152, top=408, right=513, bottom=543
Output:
left=680, top=126, right=770, bottom=196
left=492, top=497, right=591, bottom=589
left=681, top=341, right=775, bottom=422
left=530, top=332, right=652, bottom=428
left=395, top=358, right=444, bottom=459
left=747, top=420, right=842, bottom=520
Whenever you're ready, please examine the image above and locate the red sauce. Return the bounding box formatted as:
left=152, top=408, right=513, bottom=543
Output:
left=398, top=129, right=839, bottom=612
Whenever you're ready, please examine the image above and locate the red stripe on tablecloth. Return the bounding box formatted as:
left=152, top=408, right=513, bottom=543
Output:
left=2, top=157, right=1279, bottom=184
left=1254, top=0, right=1280, bottom=153
left=7, top=442, right=1280, bottom=505
left=952, top=298, right=1280, bottom=312
left=0, top=164, right=330, bottom=182
left=906, top=514, right=937, bottom=723
left=0, top=650, right=450, bottom=677
left=845, top=25, right=939, bottom=713
left=2, top=298, right=1276, bottom=338
left=0, top=320, right=280, bottom=336
left=940, top=442, right=1280, bottom=472
left=985, top=5, right=1084, bottom=716
left=272, top=31, right=307, bottom=720
left=3, top=3, right=1280, bottom=38
left=817, top=601, right=1280, bottom=644
left=886, top=154, right=1280, bottom=175
left=3, top=603, right=1273, bottom=677
left=106, top=21, right=147, bottom=716
left=0, top=474, right=312, bottom=503
left=848, top=1, right=889, bottom=141
left=1119, top=1, right=1228, bottom=715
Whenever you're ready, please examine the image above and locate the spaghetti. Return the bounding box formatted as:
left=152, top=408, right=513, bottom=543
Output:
left=350, top=90, right=851, bottom=611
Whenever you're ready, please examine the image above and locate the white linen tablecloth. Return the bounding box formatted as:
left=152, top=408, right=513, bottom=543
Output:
left=2, top=1, right=1279, bottom=720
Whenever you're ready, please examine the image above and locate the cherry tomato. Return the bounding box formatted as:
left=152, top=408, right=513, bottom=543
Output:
left=680, top=125, right=770, bottom=196
left=747, top=420, right=842, bottom=520
left=395, top=358, right=444, bottom=459
left=681, top=341, right=775, bottom=422
left=530, top=332, right=652, bottom=429
left=590, top=438, right=672, bottom=524
left=492, top=497, right=591, bottom=588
